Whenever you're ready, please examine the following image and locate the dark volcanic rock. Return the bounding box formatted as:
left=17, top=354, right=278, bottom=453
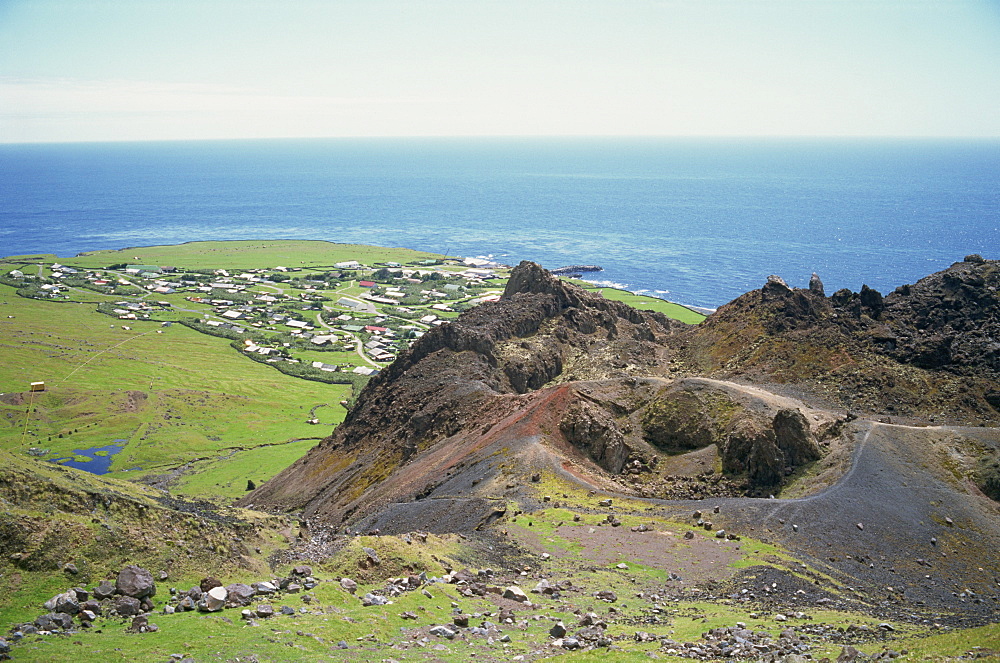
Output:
left=116, top=565, right=155, bottom=599
left=239, top=261, right=686, bottom=527
left=559, top=401, right=630, bottom=473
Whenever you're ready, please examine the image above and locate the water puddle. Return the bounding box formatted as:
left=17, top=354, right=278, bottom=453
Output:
left=50, top=440, right=127, bottom=475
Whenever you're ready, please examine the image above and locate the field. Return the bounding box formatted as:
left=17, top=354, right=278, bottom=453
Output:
left=18, top=239, right=447, bottom=271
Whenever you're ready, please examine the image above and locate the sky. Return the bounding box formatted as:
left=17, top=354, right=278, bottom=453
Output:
left=1, top=0, right=998, bottom=142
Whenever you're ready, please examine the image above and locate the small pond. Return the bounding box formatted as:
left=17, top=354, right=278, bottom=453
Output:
left=49, top=440, right=127, bottom=475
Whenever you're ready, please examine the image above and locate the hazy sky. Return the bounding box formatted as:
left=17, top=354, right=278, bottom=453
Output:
left=1, top=0, right=998, bottom=142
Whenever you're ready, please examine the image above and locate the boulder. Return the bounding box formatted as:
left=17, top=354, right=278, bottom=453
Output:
left=559, top=402, right=630, bottom=473
left=291, top=565, right=312, bottom=577
left=339, top=578, right=358, bottom=594
left=200, top=586, right=227, bottom=612
left=252, top=581, right=277, bottom=595
left=93, top=580, right=116, bottom=600
left=116, top=565, right=156, bottom=599
left=225, top=583, right=255, bottom=607
left=113, top=596, right=142, bottom=617
left=502, top=586, right=529, bottom=602
left=361, top=593, right=389, bottom=606
left=809, top=272, right=825, bottom=297
left=429, top=625, right=456, bottom=639
left=35, top=612, right=73, bottom=631
left=255, top=604, right=275, bottom=618
left=128, top=615, right=149, bottom=633
left=199, top=576, right=222, bottom=593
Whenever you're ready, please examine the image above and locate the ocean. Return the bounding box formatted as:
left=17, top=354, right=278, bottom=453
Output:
left=1, top=137, right=997, bottom=309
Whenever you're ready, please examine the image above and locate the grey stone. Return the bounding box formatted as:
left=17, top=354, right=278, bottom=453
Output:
left=225, top=583, right=255, bottom=607
left=93, top=580, right=116, bottom=600
left=502, top=586, right=529, bottom=602
left=256, top=604, right=275, bottom=618
left=361, top=592, right=389, bottom=606
left=550, top=621, right=567, bottom=638
left=340, top=577, right=358, bottom=594
left=809, top=273, right=825, bottom=296
left=200, top=586, right=227, bottom=612
left=429, top=625, right=456, bottom=639
left=363, top=547, right=380, bottom=565
left=113, top=596, right=142, bottom=617
left=252, top=581, right=277, bottom=595
left=117, top=565, right=156, bottom=599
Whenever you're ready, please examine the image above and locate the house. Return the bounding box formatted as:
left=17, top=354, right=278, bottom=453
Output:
left=358, top=280, right=376, bottom=288
left=363, top=295, right=399, bottom=305
left=221, top=310, right=244, bottom=320
left=365, top=325, right=389, bottom=333
left=125, top=265, right=162, bottom=274
left=29, top=381, right=45, bottom=392
left=335, top=261, right=361, bottom=270
left=286, top=319, right=310, bottom=329
left=337, top=297, right=363, bottom=309
left=342, top=325, right=364, bottom=333
left=352, top=366, right=377, bottom=375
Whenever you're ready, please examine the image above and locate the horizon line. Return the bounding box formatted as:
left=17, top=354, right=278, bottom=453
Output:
left=3, top=133, right=1000, bottom=146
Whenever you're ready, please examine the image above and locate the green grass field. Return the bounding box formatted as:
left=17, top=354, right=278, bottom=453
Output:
left=580, top=285, right=707, bottom=324
left=48, top=239, right=448, bottom=270
left=0, top=282, right=348, bottom=499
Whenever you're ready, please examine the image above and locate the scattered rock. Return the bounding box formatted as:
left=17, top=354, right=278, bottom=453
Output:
left=113, top=596, right=142, bottom=617
left=224, top=583, right=255, bottom=607
left=93, top=580, right=115, bottom=600
left=429, top=625, right=456, bottom=639
left=503, top=586, right=529, bottom=603
left=200, top=586, right=227, bottom=612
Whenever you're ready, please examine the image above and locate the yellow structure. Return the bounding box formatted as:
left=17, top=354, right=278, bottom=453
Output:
left=29, top=381, right=45, bottom=392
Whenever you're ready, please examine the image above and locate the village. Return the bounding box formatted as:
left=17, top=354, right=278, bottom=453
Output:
left=2, top=255, right=508, bottom=388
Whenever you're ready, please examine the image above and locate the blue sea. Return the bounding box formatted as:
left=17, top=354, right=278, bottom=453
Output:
left=1, top=137, right=997, bottom=309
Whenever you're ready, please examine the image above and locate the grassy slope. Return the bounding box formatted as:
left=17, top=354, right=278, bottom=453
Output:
left=54, top=239, right=447, bottom=270
left=6, top=470, right=996, bottom=661
left=0, top=282, right=349, bottom=500
left=573, top=283, right=706, bottom=325
left=0, top=448, right=288, bottom=626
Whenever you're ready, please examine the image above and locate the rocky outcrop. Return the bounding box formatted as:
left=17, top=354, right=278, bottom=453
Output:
left=672, top=257, right=1000, bottom=422
left=559, top=401, right=630, bottom=474
left=240, top=261, right=687, bottom=522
